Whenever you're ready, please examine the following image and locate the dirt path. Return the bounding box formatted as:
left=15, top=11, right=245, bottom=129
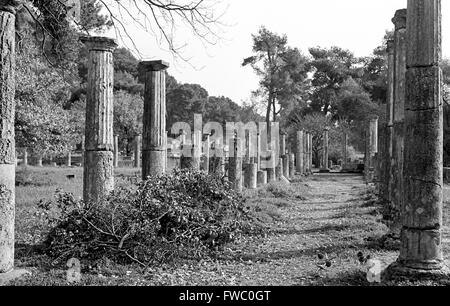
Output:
left=142, top=173, right=396, bottom=286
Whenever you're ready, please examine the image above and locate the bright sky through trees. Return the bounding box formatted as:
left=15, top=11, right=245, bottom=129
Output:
left=106, top=0, right=450, bottom=104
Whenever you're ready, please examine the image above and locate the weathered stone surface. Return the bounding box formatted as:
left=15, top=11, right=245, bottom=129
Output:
left=386, top=0, right=447, bottom=276
left=0, top=268, right=30, bottom=286
left=265, top=155, right=276, bottom=183
left=275, top=158, right=283, bottom=180
left=140, top=61, right=169, bottom=178
left=83, top=151, right=114, bottom=204
left=82, top=37, right=117, bottom=152
left=289, top=152, right=295, bottom=178
left=203, top=135, right=210, bottom=173
left=282, top=154, right=289, bottom=178
left=385, top=39, right=395, bottom=207
left=0, top=8, right=15, bottom=165
left=0, top=5, right=18, bottom=274
left=405, top=67, right=442, bottom=111
left=113, top=135, right=119, bottom=168
left=81, top=36, right=117, bottom=204
left=296, top=131, right=304, bottom=174
left=228, top=138, right=243, bottom=191
left=244, top=163, right=257, bottom=189
left=303, top=132, right=309, bottom=175
left=406, top=0, right=441, bottom=67
left=0, top=164, right=14, bottom=273
left=142, top=150, right=165, bottom=179
left=398, top=228, right=444, bottom=270
left=257, top=170, right=267, bottom=186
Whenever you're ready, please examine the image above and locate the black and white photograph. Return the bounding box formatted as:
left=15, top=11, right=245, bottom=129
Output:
left=1, top=0, right=450, bottom=296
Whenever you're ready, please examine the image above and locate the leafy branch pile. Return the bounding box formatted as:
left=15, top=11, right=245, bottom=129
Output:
left=39, top=169, right=256, bottom=267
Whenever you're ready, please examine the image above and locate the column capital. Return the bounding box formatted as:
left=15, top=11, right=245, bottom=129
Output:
left=0, top=0, right=22, bottom=14
left=392, top=9, right=407, bottom=30
left=139, top=60, right=170, bottom=72
left=80, top=36, right=118, bottom=52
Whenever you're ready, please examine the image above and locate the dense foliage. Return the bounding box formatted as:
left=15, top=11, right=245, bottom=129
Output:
left=39, top=169, right=254, bottom=266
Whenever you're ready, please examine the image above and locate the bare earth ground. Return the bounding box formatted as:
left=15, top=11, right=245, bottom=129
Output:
left=10, top=167, right=450, bottom=286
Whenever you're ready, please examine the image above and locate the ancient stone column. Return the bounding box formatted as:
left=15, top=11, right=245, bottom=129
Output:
left=289, top=151, right=295, bottom=179
left=320, top=128, right=330, bottom=173
left=266, top=153, right=276, bottom=183
left=180, top=133, right=194, bottom=170
left=376, top=120, right=386, bottom=196
left=133, top=134, right=141, bottom=168
left=281, top=133, right=289, bottom=178
left=256, top=132, right=261, bottom=170
left=244, top=163, right=257, bottom=189
left=308, top=133, right=313, bottom=174
left=81, top=36, right=117, bottom=204
left=0, top=1, right=19, bottom=275
left=210, top=138, right=224, bottom=176
left=365, top=117, right=379, bottom=182
left=296, top=131, right=304, bottom=174
left=275, top=157, right=283, bottom=180
left=386, top=39, right=395, bottom=208
left=257, top=170, right=267, bottom=186
left=113, top=135, right=119, bottom=168
left=203, top=134, right=210, bottom=173
left=192, top=131, right=202, bottom=171
left=303, top=132, right=308, bottom=175
left=228, top=136, right=243, bottom=191
left=386, top=0, right=448, bottom=278
left=140, top=60, right=169, bottom=178
left=391, top=9, right=407, bottom=225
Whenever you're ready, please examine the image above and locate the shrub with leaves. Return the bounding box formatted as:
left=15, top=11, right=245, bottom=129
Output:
left=40, top=169, right=253, bottom=266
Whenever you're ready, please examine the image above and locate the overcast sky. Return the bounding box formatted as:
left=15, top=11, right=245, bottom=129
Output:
left=108, top=0, right=450, bottom=104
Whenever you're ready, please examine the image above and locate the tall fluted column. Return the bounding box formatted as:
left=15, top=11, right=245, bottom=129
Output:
left=386, top=0, right=448, bottom=279
left=365, top=117, right=378, bottom=182
left=81, top=36, right=117, bottom=204
left=0, top=1, right=19, bottom=274
left=386, top=39, right=395, bottom=211
left=392, top=9, right=407, bottom=227
left=140, top=60, right=169, bottom=178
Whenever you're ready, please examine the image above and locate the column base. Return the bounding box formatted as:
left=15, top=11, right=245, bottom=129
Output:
left=383, top=261, right=450, bottom=282
left=0, top=269, right=31, bottom=286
